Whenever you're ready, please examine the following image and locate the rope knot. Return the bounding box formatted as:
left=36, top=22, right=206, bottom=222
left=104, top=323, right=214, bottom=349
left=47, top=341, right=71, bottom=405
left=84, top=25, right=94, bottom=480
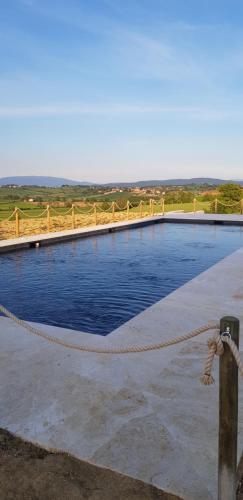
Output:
left=1, top=302, right=242, bottom=385
left=201, top=331, right=243, bottom=386
left=201, top=331, right=223, bottom=386
left=207, top=334, right=224, bottom=357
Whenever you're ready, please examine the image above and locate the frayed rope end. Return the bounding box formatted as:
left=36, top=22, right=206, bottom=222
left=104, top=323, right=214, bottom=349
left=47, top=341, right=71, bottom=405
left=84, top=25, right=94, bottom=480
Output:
left=200, top=374, right=215, bottom=386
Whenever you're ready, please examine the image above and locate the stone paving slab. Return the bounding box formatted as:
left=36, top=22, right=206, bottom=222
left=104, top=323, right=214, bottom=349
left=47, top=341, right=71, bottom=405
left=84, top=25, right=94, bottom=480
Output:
left=0, top=246, right=243, bottom=498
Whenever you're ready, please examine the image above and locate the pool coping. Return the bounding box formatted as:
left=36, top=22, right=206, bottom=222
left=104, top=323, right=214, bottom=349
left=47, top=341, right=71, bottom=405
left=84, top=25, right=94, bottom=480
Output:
left=0, top=244, right=243, bottom=499
left=0, top=212, right=243, bottom=254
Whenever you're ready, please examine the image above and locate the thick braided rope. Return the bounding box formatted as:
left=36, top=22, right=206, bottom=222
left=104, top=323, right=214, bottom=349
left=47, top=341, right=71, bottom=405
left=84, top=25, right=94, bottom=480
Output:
left=18, top=208, right=48, bottom=219
left=114, top=202, right=127, bottom=211
left=200, top=332, right=243, bottom=385
left=200, top=333, right=224, bottom=385
left=223, top=336, right=243, bottom=376
left=128, top=202, right=140, bottom=209
left=75, top=207, right=94, bottom=214
left=0, top=210, right=16, bottom=222
left=217, top=200, right=240, bottom=208
left=96, top=205, right=113, bottom=213
left=50, top=207, right=73, bottom=216
left=0, top=303, right=218, bottom=355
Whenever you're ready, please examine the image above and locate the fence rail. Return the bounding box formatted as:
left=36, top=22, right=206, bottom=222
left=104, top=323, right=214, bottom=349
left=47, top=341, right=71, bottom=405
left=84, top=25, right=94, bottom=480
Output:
left=0, top=197, right=243, bottom=240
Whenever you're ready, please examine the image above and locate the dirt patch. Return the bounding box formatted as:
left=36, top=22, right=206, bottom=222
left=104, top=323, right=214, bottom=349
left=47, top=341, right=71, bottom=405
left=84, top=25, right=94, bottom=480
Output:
left=0, top=428, right=180, bottom=500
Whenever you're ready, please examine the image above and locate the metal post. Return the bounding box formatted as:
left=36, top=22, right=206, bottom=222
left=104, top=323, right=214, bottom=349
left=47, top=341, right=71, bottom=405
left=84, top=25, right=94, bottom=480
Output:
left=47, top=205, right=50, bottom=232
left=126, top=200, right=130, bottom=220
left=218, top=316, right=239, bottom=500
left=15, top=207, right=20, bottom=238
left=215, top=198, right=218, bottom=214
left=71, top=204, right=75, bottom=229
left=193, top=198, right=196, bottom=215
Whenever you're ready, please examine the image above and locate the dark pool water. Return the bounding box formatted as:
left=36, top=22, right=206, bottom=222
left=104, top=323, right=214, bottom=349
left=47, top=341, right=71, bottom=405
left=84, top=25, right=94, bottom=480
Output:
left=1, top=223, right=243, bottom=335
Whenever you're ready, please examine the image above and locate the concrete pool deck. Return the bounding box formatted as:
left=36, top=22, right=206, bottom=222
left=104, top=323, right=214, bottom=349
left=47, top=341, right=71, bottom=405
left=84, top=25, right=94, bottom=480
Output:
left=0, top=243, right=243, bottom=499
left=0, top=211, right=243, bottom=253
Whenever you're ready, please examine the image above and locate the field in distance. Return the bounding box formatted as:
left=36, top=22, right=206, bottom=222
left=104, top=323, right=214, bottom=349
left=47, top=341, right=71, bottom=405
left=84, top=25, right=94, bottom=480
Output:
left=0, top=182, right=241, bottom=240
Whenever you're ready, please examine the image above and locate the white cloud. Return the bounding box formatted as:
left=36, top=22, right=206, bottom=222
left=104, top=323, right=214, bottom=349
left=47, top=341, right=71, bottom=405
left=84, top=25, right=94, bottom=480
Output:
left=0, top=103, right=240, bottom=121
left=114, top=30, right=206, bottom=82
left=13, top=2, right=242, bottom=87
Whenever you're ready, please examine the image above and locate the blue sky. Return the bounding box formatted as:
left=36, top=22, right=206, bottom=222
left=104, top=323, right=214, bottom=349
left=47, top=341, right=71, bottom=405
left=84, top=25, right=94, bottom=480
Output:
left=1, top=0, right=243, bottom=182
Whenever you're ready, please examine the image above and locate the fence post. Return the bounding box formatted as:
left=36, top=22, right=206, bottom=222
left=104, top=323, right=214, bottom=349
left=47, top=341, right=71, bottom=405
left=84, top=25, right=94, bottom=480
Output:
left=126, top=200, right=130, bottom=220
left=161, top=198, right=165, bottom=216
left=112, top=201, right=115, bottom=222
left=215, top=198, right=218, bottom=214
left=47, top=205, right=50, bottom=232
left=15, top=207, right=20, bottom=238
left=139, top=201, right=143, bottom=218
left=149, top=198, right=152, bottom=215
left=240, top=199, right=243, bottom=215
left=94, top=203, right=97, bottom=225
left=218, top=316, right=239, bottom=500
left=151, top=199, right=154, bottom=216
left=193, top=198, right=196, bottom=215
left=71, top=204, right=75, bottom=229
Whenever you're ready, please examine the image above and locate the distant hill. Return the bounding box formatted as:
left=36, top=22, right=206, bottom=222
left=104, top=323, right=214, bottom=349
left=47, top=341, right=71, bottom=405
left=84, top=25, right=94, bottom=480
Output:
left=0, top=176, right=93, bottom=187
left=0, top=176, right=242, bottom=188
left=105, top=177, right=243, bottom=187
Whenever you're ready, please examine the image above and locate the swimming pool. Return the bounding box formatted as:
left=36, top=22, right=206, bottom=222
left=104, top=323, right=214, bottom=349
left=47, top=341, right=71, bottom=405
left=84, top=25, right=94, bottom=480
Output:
left=1, top=223, right=243, bottom=335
